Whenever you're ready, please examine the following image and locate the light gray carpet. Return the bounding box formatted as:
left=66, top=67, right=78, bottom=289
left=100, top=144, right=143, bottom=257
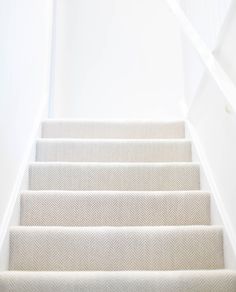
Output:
left=1, top=120, right=235, bottom=291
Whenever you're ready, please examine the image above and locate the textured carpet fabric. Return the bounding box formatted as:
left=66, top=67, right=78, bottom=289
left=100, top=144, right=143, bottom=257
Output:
left=1, top=120, right=235, bottom=291
left=36, top=139, right=192, bottom=162
left=10, top=226, right=224, bottom=271
left=1, top=271, right=236, bottom=292
left=29, top=162, right=200, bottom=191
left=21, top=191, right=210, bottom=226
left=42, top=120, right=186, bottom=139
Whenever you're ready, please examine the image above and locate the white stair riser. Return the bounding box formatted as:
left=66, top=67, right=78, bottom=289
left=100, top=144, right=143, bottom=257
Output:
left=42, top=121, right=185, bottom=139
left=21, top=191, right=210, bottom=226
left=9, top=226, right=223, bottom=271
left=36, top=140, right=192, bottom=162
left=29, top=163, right=200, bottom=191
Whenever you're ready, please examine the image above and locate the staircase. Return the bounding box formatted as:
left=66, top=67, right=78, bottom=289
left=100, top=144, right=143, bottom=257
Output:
left=1, top=120, right=236, bottom=291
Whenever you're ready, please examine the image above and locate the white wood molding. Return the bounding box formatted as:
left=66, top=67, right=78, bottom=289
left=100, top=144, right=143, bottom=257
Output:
left=186, top=120, right=236, bottom=268
left=0, top=99, right=48, bottom=270
left=166, top=0, right=236, bottom=114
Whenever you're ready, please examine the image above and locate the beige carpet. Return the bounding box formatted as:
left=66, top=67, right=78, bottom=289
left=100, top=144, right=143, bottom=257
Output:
left=1, top=120, right=235, bottom=291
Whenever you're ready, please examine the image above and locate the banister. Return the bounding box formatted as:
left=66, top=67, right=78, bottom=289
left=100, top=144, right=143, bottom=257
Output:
left=166, top=0, right=236, bottom=114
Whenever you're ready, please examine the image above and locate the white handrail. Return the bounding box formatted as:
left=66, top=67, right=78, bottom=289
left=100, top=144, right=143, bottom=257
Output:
left=166, top=0, right=236, bottom=113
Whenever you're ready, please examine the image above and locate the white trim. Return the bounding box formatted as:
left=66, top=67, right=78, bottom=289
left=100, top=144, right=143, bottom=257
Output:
left=165, top=0, right=236, bottom=113
left=0, top=99, right=48, bottom=270
left=186, top=120, right=236, bottom=268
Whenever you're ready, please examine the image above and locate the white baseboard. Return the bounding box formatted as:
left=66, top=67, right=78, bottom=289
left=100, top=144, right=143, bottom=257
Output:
left=186, top=120, right=236, bottom=269
left=0, top=100, right=48, bottom=270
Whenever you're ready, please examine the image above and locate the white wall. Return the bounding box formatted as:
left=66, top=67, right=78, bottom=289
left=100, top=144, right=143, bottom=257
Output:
left=53, top=0, right=185, bottom=120
left=216, top=1, right=236, bottom=86
left=188, top=72, right=236, bottom=267
left=180, top=0, right=231, bottom=106
left=180, top=1, right=236, bottom=266
left=0, top=0, right=53, bottom=264
left=180, top=0, right=231, bottom=50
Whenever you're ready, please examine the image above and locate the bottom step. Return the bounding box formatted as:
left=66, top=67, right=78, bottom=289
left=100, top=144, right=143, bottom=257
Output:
left=1, top=271, right=236, bottom=292
left=9, top=226, right=223, bottom=271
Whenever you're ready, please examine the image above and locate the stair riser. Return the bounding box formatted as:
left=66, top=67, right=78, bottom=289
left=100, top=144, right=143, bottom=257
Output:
left=29, top=163, right=200, bottom=191
left=9, top=226, right=223, bottom=271
left=42, top=121, right=185, bottom=139
left=21, top=191, right=210, bottom=226
left=36, top=140, right=191, bottom=162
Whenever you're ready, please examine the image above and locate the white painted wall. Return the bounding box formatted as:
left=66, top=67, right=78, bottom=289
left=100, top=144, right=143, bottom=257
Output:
left=0, top=0, right=53, bottom=264
left=180, top=0, right=231, bottom=50
left=53, top=0, right=185, bottom=120
left=180, top=0, right=231, bottom=106
left=179, top=1, right=236, bottom=266
left=187, top=72, right=236, bottom=267
left=216, top=1, right=236, bottom=86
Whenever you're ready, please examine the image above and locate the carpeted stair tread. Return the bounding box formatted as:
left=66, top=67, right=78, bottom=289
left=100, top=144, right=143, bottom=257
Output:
left=9, top=226, right=223, bottom=271
left=4, top=119, right=234, bottom=291
left=21, top=190, right=210, bottom=226
left=42, top=120, right=185, bottom=139
left=36, top=139, right=191, bottom=162
left=1, top=270, right=236, bottom=292
left=29, top=162, right=200, bottom=191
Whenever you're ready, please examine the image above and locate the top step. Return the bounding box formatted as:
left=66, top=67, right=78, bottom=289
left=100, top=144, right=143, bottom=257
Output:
left=42, top=120, right=185, bottom=139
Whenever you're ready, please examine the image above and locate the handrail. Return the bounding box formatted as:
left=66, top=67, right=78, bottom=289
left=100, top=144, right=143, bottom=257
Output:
left=166, top=0, right=236, bottom=113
